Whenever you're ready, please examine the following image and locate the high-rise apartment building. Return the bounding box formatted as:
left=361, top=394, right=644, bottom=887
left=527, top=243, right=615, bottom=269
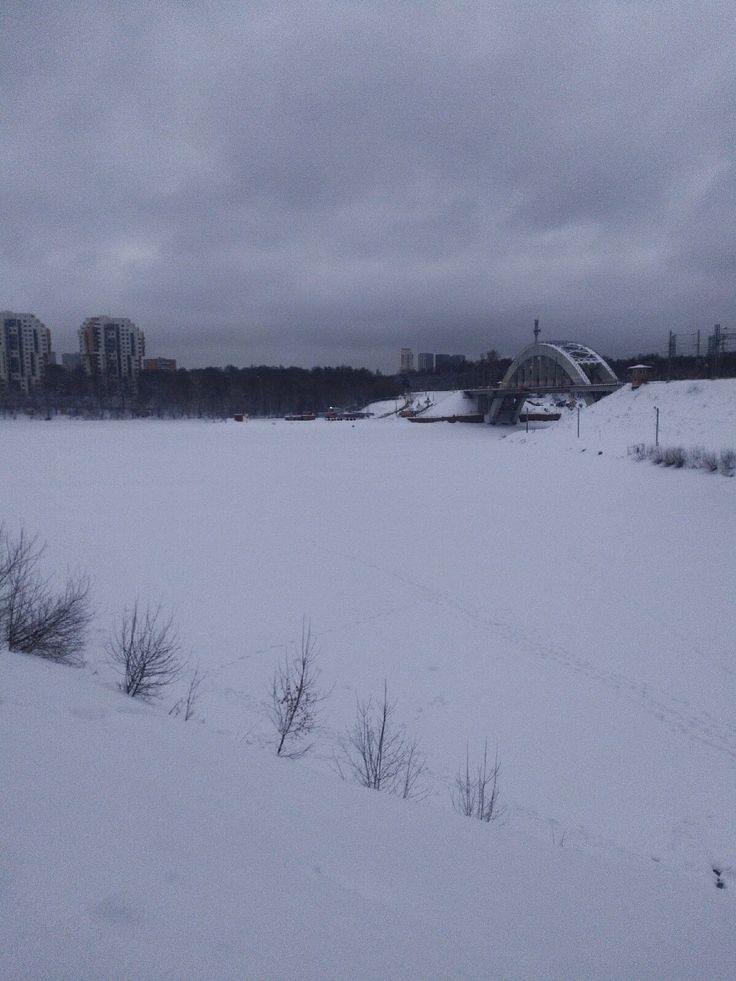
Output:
left=417, top=352, right=434, bottom=371
left=400, top=347, right=414, bottom=373
left=0, top=311, right=51, bottom=393
left=79, top=316, right=145, bottom=387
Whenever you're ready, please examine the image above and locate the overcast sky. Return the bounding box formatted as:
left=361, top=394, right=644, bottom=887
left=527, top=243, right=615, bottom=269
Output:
left=2, top=1, right=734, bottom=370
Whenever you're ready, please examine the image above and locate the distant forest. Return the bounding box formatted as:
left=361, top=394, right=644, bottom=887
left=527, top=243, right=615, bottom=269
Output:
left=2, top=349, right=735, bottom=419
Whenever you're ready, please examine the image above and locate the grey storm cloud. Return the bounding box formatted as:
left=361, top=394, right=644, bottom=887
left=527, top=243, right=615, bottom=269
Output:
left=2, top=1, right=734, bottom=369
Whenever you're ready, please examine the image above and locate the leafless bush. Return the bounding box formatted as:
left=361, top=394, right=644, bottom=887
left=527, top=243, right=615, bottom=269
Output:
left=687, top=446, right=705, bottom=469
left=702, top=450, right=719, bottom=472
left=662, top=446, right=686, bottom=467
left=719, top=449, right=736, bottom=476
left=335, top=681, right=428, bottom=800
left=169, top=663, right=206, bottom=721
left=649, top=445, right=665, bottom=464
left=451, top=739, right=505, bottom=822
left=108, top=601, right=184, bottom=699
left=269, top=622, right=325, bottom=758
left=0, top=526, right=91, bottom=664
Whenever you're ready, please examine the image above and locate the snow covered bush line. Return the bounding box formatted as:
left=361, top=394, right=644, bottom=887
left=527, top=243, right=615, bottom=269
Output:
left=629, top=443, right=736, bottom=476
left=0, top=525, right=91, bottom=664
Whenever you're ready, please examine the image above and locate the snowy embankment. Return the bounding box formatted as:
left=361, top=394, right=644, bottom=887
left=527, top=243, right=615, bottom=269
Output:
left=508, top=378, right=736, bottom=455
left=1, top=382, right=735, bottom=977
left=2, top=650, right=733, bottom=980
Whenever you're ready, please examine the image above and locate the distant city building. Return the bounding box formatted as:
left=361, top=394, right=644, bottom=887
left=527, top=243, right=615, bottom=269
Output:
left=79, top=316, right=145, bottom=387
left=0, top=311, right=51, bottom=394
left=434, top=353, right=466, bottom=371
left=417, top=352, right=435, bottom=371
left=61, top=352, right=82, bottom=370
left=143, top=358, right=177, bottom=372
left=400, top=347, right=414, bottom=373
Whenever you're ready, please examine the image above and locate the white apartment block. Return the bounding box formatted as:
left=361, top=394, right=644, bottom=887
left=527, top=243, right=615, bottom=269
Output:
left=79, top=316, right=145, bottom=384
left=0, top=311, right=51, bottom=394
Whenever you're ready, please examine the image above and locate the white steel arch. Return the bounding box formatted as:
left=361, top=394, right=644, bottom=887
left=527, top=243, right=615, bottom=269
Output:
left=500, top=341, right=618, bottom=389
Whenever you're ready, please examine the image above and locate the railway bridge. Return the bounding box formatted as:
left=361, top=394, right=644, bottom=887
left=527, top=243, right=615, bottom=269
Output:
left=466, top=340, right=621, bottom=424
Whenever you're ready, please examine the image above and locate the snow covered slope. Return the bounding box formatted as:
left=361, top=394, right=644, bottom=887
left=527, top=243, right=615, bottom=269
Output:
left=2, top=650, right=733, bottom=980
left=509, top=378, right=736, bottom=454
left=1, top=384, right=735, bottom=976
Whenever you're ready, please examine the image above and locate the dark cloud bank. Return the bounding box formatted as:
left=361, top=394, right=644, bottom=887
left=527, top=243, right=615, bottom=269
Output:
left=2, top=1, right=734, bottom=370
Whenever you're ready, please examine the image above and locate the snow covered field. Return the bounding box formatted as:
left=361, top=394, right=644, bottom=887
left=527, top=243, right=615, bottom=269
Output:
left=2, top=379, right=735, bottom=977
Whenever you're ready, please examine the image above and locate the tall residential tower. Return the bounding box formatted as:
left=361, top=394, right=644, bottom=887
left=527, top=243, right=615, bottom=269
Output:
left=79, top=316, right=145, bottom=388
left=0, top=311, right=51, bottom=393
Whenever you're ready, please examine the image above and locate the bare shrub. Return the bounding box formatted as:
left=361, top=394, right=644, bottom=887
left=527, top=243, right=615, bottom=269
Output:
left=687, top=446, right=705, bottom=469
left=702, top=450, right=719, bottom=472
left=269, top=622, right=325, bottom=758
left=6, top=573, right=91, bottom=664
left=662, top=446, right=686, bottom=468
left=719, top=449, right=736, bottom=476
left=451, top=739, right=505, bottom=822
left=336, top=681, right=428, bottom=800
left=0, top=526, right=91, bottom=664
left=108, top=601, right=184, bottom=699
left=169, top=663, right=206, bottom=721
left=650, top=445, right=665, bottom=465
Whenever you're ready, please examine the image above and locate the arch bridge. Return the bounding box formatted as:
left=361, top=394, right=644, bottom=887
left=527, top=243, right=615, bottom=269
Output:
left=467, top=341, right=621, bottom=425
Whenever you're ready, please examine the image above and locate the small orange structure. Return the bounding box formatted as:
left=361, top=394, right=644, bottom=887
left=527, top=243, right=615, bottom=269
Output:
left=628, top=364, right=652, bottom=389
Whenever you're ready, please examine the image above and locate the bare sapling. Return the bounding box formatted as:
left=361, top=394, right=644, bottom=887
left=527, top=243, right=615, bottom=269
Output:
left=170, top=663, right=206, bottom=721
left=269, top=621, right=325, bottom=758
left=452, top=738, right=505, bottom=822
left=336, top=681, right=428, bottom=800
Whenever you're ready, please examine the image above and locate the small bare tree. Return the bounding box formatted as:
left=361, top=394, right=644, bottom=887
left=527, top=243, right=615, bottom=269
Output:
left=268, top=622, right=325, bottom=758
left=0, top=526, right=91, bottom=664
left=108, top=601, right=184, bottom=699
left=336, top=681, right=428, bottom=800
left=452, top=739, right=505, bottom=822
left=169, top=663, right=206, bottom=721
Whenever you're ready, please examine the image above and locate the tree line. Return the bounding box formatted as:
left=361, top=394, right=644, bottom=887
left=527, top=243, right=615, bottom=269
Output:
left=2, top=363, right=403, bottom=419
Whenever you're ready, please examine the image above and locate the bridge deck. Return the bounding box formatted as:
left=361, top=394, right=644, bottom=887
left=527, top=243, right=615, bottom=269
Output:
left=464, top=382, right=622, bottom=399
